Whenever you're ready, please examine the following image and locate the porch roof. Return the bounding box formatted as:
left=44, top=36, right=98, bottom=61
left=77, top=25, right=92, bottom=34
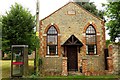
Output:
left=62, top=35, right=83, bottom=47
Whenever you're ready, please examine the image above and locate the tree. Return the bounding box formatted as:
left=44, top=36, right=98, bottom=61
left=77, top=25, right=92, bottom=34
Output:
left=0, top=15, right=2, bottom=50
left=2, top=3, right=39, bottom=54
left=105, top=1, right=120, bottom=41
left=106, top=39, right=111, bottom=47
left=1, top=15, right=10, bottom=55
left=73, top=0, right=104, bottom=19
left=0, top=16, right=2, bottom=32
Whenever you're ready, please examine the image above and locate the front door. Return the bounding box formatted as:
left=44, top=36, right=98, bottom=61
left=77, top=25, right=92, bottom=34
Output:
left=67, top=46, right=78, bottom=71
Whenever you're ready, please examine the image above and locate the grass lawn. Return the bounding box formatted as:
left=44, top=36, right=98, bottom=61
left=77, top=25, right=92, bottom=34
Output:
left=2, top=60, right=34, bottom=78
left=1, top=60, right=120, bottom=79
left=45, top=75, right=120, bottom=79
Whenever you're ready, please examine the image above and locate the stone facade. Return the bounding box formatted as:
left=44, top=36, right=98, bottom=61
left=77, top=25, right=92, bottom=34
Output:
left=39, top=2, right=106, bottom=76
left=108, top=43, right=120, bottom=75
left=41, top=57, right=62, bottom=76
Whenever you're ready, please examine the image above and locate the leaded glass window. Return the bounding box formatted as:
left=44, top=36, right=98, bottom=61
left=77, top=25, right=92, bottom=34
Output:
left=86, top=25, right=97, bottom=55
left=47, top=26, right=58, bottom=55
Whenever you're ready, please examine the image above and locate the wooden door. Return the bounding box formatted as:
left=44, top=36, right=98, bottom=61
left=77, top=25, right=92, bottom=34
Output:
left=67, top=46, right=78, bottom=71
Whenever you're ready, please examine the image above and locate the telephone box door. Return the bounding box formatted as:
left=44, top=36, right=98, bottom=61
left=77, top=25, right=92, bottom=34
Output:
left=11, top=47, right=24, bottom=77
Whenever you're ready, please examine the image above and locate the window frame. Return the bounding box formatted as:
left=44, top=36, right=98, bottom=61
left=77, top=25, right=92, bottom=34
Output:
left=46, top=26, right=58, bottom=56
left=86, top=25, right=97, bottom=55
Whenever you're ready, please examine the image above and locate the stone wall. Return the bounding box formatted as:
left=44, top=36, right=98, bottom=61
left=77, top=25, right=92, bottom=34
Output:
left=108, top=43, right=120, bottom=75
left=82, top=56, right=105, bottom=76
left=41, top=57, right=62, bottom=76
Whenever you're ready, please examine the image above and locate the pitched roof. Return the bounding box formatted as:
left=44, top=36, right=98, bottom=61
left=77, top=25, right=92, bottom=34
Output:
left=41, top=2, right=103, bottom=21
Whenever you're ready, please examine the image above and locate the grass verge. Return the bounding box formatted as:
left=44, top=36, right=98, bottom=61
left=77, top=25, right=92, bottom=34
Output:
left=1, top=60, right=120, bottom=79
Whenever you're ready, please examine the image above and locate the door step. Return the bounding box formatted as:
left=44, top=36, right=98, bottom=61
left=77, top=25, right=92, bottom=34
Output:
left=68, top=71, right=83, bottom=76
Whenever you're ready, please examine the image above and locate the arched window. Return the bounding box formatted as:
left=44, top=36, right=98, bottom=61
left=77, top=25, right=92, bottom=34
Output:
left=47, top=26, right=58, bottom=55
left=86, top=25, right=97, bottom=55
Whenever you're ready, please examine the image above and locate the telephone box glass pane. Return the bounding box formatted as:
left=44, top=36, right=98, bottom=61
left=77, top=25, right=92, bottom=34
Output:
left=12, top=47, right=24, bottom=76
left=13, top=65, right=23, bottom=76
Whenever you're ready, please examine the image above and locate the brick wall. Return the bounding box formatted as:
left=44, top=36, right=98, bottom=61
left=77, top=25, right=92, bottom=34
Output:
left=62, top=57, right=68, bottom=76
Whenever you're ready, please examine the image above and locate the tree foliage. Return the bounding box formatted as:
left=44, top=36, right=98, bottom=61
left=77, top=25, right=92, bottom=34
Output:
left=0, top=16, right=2, bottom=31
left=73, top=0, right=104, bottom=19
left=106, top=40, right=112, bottom=47
left=0, top=16, right=2, bottom=50
left=105, top=1, right=120, bottom=41
left=2, top=3, right=39, bottom=54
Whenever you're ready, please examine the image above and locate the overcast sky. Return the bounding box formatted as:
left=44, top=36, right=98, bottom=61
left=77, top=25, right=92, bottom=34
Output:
left=0, top=0, right=110, bottom=39
left=0, top=0, right=108, bottom=19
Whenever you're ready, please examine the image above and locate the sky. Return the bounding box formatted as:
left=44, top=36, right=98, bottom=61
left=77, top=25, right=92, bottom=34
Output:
left=0, top=0, right=110, bottom=39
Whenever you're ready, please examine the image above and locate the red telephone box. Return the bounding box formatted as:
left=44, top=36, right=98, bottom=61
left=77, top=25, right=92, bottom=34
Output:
left=11, top=45, right=28, bottom=77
